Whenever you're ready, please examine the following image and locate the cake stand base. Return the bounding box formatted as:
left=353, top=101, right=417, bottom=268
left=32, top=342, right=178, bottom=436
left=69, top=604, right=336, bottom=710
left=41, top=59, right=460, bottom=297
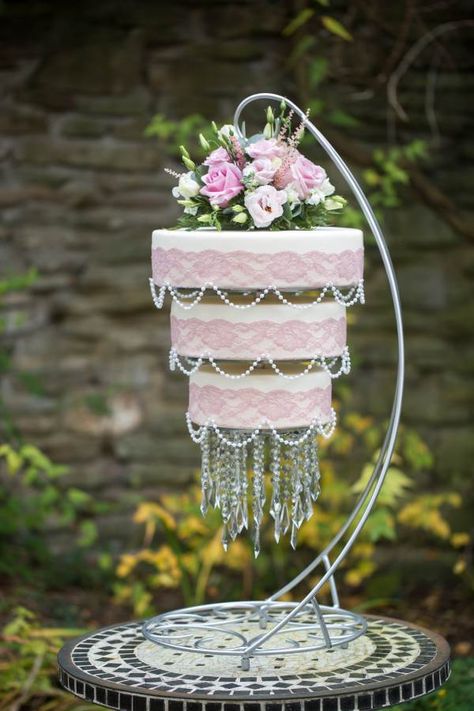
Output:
left=58, top=614, right=450, bottom=711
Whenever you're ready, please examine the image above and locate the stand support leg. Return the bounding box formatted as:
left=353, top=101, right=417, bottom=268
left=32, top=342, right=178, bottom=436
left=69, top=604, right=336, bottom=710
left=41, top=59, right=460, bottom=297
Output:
left=311, top=597, right=332, bottom=649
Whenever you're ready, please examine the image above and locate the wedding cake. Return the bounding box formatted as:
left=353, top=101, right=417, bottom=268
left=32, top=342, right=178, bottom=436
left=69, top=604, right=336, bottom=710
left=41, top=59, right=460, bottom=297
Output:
left=150, top=103, right=364, bottom=554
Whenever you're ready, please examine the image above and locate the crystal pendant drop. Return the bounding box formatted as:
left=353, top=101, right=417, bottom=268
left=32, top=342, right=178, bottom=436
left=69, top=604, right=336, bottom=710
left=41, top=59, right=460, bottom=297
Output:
left=309, top=437, right=321, bottom=503
left=290, top=444, right=303, bottom=549
left=251, top=434, right=265, bottom=558
left=302, top=438, right=314, bottom=521
left=280, top=446, right=291, bottom=536
left=220, top=440, right=233, bottom=551
left=228, top=435, right=240, bottom=541
left=237, top=437, right=249, bottom=532
left=209, top=431, right=220, bottom=508
left=270, top=434, right=282, bottom=542
left=200, top=427, right=211, bottom=516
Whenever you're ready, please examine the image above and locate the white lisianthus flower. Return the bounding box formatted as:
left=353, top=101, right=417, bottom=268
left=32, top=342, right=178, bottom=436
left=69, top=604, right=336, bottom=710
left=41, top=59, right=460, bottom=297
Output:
left=244, top=185, right=287, bottom=228
left=324, top=195, right=347, bottom=211
left=306, top=178, right=335, bottom=206
left=184, top=205, right=198, bottom=215
left=172, top=171, right=200, bottom=200
left=217, top=123, right=236, bottom=140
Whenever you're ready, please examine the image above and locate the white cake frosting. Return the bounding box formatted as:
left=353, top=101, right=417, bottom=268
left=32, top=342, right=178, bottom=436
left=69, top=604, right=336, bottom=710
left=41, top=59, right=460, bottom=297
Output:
left=188, top=366, right=332, bottom=430
left=152, top=227, right=364, bottom=290
left=171, top=298, right=347, bottom=360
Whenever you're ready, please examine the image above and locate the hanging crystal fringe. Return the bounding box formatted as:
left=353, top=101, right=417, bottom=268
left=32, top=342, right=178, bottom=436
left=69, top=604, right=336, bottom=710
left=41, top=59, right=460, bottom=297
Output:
left=198, top=427, right=321, bottom=556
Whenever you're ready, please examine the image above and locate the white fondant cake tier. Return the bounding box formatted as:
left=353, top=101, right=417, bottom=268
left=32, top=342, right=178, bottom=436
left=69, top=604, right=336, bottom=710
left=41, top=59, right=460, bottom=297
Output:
left=152, top=228, right=363, bottom=290
left=171, top=298, right=346, bottom=360
left=188, top=366, right=332, bottom=430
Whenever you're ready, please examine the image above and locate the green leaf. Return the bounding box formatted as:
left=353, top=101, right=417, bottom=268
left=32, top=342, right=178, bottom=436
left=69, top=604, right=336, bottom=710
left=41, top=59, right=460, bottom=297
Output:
left=366, top=508, right=397, bottom=542
left=67, top=488, right=91, bottom=507
left=0, top=444, right=22, bottom=475
left=321, top=15, right=353, bottom=41
left=78, top=520, right=98, bottom=548
left=308, top=57, right=328, bottom=88
left=0, top=269, right=38, bottom=296
left=353, top=464, right=412, bottom=507
left=402, top=430, right=434, bottom=471
left=288, top=35, right=315, bottom=66
left=327, top=108, right=359, bottom=127
left=283, top=8, right=315, bottom=36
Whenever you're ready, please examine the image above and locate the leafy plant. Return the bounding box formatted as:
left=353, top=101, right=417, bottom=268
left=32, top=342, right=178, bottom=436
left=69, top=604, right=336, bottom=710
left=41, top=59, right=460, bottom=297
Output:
left=145, top=113, right=212, bottom=158
left=0, top=269, right=38, bottom=442
left=0, top=443, right=102, bottom=582
left=114, top=495, right=252, bottom=616
left=0, top=606, right=94, bottom=711
left=282, top=1, right=430, bottom=222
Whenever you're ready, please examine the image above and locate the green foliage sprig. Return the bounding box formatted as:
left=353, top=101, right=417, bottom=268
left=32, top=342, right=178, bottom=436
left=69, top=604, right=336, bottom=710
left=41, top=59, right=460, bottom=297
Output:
left=0, top=443, right=103, bottom=581
left=0, top=606, right=93, bottom=711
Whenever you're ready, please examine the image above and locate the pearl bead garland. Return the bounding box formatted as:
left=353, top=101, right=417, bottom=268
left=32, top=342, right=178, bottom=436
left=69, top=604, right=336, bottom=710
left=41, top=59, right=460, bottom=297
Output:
left=149, top=278, right=365, bottom=311
left=185, top=409, right=337, bottom=448
left=169, top=347, right=351, bottom=380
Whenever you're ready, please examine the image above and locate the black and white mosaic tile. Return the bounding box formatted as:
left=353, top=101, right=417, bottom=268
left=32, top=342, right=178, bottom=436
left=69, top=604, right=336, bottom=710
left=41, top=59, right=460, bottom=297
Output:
left=58, top=616, right=450, bottom=711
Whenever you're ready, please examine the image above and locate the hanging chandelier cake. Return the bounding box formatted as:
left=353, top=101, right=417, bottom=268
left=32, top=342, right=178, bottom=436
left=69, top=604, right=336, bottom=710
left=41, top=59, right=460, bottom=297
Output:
left=58, top=94, right=450, bottom=705
left=150, top=101, right=364, bottom=556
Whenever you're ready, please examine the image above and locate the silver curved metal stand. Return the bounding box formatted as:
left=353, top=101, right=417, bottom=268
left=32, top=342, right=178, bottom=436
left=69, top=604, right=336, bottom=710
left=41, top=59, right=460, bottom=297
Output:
left=143, top=93, right=405, bottom=671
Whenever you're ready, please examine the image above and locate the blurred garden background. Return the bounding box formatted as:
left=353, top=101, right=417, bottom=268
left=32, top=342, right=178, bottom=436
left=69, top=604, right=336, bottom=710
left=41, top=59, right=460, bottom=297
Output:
left=0, top=0, right=473, bottom=708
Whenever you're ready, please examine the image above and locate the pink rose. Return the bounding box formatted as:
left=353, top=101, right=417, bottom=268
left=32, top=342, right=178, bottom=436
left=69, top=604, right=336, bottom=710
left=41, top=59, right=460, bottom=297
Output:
left=279, top=154, right=327, bottom=200
left=244, top=185, right=287, bottom=228
left=203, top=146, right=230, bottom=166
left=246, top=138, right=285, bottom=161
left=243, top=157, right=276, bottom=185
left=200, top=161, right=243, bottom=207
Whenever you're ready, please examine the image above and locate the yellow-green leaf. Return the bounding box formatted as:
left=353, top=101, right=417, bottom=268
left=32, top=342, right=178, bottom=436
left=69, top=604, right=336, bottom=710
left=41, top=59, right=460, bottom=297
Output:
left=283, top=8, right=315, bottom=36
left=321, top=15, right=353, bottom=41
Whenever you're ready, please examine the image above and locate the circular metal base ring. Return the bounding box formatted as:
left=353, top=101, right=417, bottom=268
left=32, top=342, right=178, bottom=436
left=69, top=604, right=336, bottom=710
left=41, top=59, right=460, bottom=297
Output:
left=142, top=601, right=367, bottom=663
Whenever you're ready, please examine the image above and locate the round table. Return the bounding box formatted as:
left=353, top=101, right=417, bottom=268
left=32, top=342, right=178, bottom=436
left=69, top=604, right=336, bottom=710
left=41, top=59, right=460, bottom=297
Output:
left=58, top=615, right=450, bottom=711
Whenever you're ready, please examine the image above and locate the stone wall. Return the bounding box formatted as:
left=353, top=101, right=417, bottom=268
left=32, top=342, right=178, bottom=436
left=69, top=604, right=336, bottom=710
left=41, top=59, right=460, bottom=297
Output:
left=1, top=1, right=473, bottom=549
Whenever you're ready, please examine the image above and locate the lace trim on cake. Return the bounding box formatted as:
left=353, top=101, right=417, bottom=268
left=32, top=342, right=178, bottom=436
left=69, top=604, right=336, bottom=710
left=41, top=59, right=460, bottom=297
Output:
left=186, top=409, right=337, bottom=446
left=169, top=347, right=351, bottom=380
left=188, top=382, right=332, bottom=431
left=149, top=278, right=365, bottom=310
left=152, top=247, right=364, bottom=287
left=170, top=315, right=347, bottom=358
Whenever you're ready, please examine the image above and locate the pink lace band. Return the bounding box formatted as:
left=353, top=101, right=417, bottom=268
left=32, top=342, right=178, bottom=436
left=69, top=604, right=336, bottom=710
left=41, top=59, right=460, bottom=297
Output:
left=189, top=383, right=332, bottom=429
left=171, top=315, right=347, bottom=359
left=152, top=247, right=364, bottom=289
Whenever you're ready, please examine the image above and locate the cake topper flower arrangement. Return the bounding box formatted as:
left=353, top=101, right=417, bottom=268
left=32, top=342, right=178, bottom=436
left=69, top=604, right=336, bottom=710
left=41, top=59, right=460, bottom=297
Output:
left=167, top=102, right=346, bottom=231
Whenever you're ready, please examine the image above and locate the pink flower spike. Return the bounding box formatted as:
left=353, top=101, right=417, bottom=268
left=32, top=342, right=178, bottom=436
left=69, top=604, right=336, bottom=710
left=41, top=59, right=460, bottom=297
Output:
left=275, top=153, right=327, bottom=200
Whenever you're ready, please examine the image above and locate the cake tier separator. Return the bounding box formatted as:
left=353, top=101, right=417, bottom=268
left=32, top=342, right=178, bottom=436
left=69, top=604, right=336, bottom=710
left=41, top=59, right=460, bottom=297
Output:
left=143, top=92, right=409, bottom=673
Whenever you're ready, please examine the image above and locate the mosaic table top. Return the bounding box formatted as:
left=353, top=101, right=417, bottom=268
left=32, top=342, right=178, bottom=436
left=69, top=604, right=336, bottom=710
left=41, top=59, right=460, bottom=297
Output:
left=58, top=615, right=450, bottom=711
